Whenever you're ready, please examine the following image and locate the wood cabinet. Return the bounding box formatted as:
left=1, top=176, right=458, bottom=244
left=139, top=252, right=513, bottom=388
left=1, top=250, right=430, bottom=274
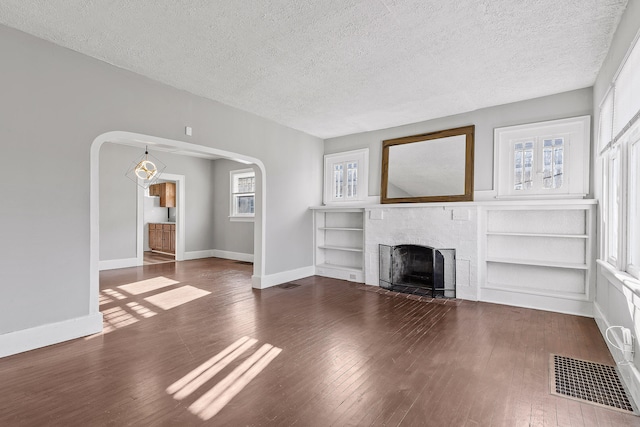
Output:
left=149, top=223, right=175, bottom=254
left=149, top=182, right=176, bottom=207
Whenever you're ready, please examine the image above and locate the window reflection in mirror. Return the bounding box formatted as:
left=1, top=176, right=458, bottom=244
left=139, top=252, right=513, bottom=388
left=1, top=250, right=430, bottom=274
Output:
left=381, top=126, right=474, bottom=203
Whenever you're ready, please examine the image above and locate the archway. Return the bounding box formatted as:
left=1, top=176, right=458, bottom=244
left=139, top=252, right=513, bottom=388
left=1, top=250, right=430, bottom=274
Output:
left=89, top=131, right=267, bottom=316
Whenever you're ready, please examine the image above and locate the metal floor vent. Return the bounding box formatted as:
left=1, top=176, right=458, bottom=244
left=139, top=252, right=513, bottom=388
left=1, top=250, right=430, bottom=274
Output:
left=550, top=354, right=635, bottom=414
left=277, top=283, right=301, bottom=289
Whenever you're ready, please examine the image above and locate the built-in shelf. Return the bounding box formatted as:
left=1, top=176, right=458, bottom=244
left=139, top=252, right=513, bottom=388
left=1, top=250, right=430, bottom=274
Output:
left=316, top=263, right=362, bottom=272
left=486, top=257, right=588, bottom=270
left=313, top=208, right=365, bottom=283
left=318, top=245, right=363, bottom=252
left=482, top=203, right=595, bottom=312
left=484, top=282, right=590, bottom=301
left=318, top=227, right=364, bottom=231
left=486, top=232, right=588, bottom=239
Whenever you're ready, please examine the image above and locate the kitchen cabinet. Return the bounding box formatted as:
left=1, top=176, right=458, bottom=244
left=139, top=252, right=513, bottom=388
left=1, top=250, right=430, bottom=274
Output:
left=149, top=182, right=176, bottom=207
left=149, top=223, right=175, bottom=254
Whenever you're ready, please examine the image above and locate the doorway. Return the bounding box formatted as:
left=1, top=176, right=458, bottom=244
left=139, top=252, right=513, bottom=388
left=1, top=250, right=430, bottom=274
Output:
left=138, top=174, right=185, bottom=265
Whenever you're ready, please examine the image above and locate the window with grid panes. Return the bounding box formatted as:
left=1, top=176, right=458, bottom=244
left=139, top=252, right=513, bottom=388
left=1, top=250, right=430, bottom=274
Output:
left=230, top=169, right=255, bottom=220
left=324, top=149, right=369, bottom=204
left=495, top=116, right=588, bottom=198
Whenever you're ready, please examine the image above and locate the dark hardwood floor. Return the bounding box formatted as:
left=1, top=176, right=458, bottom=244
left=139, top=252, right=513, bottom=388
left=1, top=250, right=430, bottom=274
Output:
left=0, top=257, right=638, bottom=426
left=143, top=250, right=176, bottom=265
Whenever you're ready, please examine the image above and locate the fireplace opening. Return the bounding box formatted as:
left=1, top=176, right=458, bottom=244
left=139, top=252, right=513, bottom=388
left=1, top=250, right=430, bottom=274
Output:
left=379, top=244, right=455, bottom=298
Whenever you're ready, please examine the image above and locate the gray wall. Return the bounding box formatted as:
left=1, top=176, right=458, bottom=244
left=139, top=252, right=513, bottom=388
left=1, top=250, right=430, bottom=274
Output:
left=325, top=88, right=593, bottom=196
left=211, top=159, right=255, bottom=255
left=0, top=24, right=323, bottom=335
left=100, top=143, right=217, bottom=260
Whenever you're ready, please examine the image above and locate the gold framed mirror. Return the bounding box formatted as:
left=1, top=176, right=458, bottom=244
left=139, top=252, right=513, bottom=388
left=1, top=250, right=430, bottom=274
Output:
left=381, top=125, right=474, bottom=203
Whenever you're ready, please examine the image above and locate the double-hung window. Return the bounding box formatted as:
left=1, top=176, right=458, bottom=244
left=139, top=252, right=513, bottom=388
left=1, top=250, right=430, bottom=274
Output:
left=324, top=149, right=369, bottom=204
left=230, top=169, right=255, bottom=221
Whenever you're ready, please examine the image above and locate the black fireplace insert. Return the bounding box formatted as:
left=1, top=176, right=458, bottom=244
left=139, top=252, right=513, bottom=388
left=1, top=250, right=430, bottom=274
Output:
left=379, top=244, right=456, bottom=298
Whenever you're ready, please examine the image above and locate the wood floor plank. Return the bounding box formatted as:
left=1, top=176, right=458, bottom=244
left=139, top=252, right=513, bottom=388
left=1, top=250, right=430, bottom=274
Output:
left=0, top=258, right=638, bottom=426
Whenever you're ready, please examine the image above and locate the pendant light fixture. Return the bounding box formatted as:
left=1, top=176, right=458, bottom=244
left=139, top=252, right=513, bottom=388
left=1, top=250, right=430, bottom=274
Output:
left=125, top=146, right=166, bottom=189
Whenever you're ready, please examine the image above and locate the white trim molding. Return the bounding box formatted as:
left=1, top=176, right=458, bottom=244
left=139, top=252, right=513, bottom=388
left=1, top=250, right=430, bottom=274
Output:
left=211, top=250, right=254, bottom=263
left=183, top=250, right=215, bottom=261
left=323, top=148, right=369, bottom=205
left=252, top=266, right=315, bottom=289
left=0, top=313, right=103, bottom=358
left=183, top=249, right=254, bottom=263
left=594, top=302, right=640, bottom=409
left=99, top=257, right=139, bottom=271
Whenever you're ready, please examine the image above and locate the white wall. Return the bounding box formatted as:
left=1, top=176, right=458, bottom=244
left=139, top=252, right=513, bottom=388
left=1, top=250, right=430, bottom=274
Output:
left=591, top=0, right=640, bottom=405
left=0, top=24, right=323, bottom=339
left=211, top=159, right=255, bottom=256
left=325, top=88, right=593, bottom=197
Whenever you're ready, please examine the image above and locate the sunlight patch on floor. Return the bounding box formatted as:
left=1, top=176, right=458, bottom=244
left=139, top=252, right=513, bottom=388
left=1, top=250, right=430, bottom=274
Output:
left=167, top=337, right=282, bottom=421
left=99, top=289, right=127, bottom=305
left=167, top=336, right=257, bottom=400
left=144, top=285, right=210, bottom=310
left=126, top=301, right=157, bottom=318
left=118, top=276, right=180, bottom=295
left=101, top=306, right=139, bottom=334
left=99, top=293, right=113, bottom=305
left=90, top=283, right=209, bottom=339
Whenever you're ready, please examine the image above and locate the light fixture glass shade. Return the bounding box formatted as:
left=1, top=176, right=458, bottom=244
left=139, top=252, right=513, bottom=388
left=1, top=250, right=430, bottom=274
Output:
left=125, top=150, right=166, bottom=189
left=134, top=159, right=158, bottom=180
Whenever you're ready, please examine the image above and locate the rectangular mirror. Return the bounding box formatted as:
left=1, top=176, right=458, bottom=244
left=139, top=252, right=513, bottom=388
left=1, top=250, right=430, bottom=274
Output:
left=381, top=125, right=474, bottom=203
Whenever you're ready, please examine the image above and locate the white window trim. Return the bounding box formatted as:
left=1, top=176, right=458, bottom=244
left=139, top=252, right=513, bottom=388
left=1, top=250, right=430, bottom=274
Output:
left=626, top=124, right=640, bottom=278
left=230, top=168, right=255, bottom=222
left=606, top=145, right=621, bottom=267
left=323, top=148, right=369, bottom=205
left=494, top=116, right=590, bottom=199
left=598, top=86, right=615, bottom=153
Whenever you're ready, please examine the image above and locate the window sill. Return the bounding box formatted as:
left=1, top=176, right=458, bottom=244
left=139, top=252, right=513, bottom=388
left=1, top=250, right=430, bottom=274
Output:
left=597, top=259, right=640, bottom=298
left=229, top=216, right=255, bottom=223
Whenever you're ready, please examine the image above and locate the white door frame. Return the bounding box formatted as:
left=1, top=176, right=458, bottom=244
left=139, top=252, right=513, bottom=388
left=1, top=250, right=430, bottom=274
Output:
left=137, top=173, right=186, bottom=263
left=90, top=131, right=267, bottom=316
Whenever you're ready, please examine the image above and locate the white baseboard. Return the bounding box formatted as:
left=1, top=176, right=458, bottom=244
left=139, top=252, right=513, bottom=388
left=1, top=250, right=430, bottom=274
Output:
left=252, top=266, right=315, bottom=289
left=183, top=249, right=254, bottom=262
left=183, top=250, right=215, bottom=260
left=480, top=287, right=593, bottom=317
left=0, top=313, right=103, bottom=358
left=594, top=302, right=640, bottom=409
left=211, top=249, right=254, bottom=263
left=99, top=257, right=139, bottom=271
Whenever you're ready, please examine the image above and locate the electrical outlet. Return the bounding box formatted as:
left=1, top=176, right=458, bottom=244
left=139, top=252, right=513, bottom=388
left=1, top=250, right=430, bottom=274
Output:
left=349, top=273, right=357, bottom=280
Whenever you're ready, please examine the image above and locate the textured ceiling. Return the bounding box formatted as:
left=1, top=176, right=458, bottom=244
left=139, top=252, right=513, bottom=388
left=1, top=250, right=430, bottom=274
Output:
left=0, top=1, right=628, bottom=138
